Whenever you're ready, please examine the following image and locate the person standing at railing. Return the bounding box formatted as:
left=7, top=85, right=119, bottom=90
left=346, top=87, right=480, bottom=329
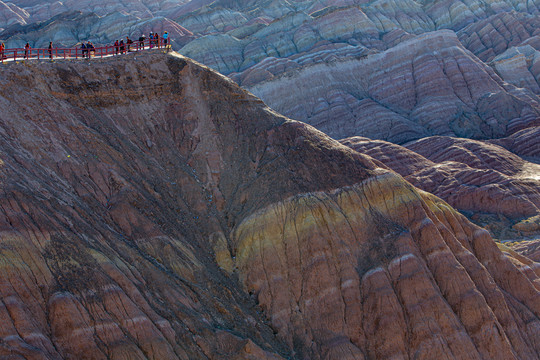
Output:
left=24, top=43, right=30, bottom=59
left=119, top=39, right=125, bottom=54
left=87, top=41, right=95, bottom=57
left=81, top=42, right=87, bottom=58
left=149, top=32, right=154, bottom=49
left=114, top=40, right=119, bottom=55
left=138, top=34, right=145, bottom=50
left=163, top=31, right=169, bottom=49
left=155, top=33, right=160, bottom=48
left=48, top=42, right=53, bottom=60
left=0, top=42, right=5, bottom=60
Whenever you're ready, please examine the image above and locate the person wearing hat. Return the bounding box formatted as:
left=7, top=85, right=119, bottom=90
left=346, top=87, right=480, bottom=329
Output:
left=149, top=32, right=154, bottom=49
left=138, top=33, right=145, bottom=50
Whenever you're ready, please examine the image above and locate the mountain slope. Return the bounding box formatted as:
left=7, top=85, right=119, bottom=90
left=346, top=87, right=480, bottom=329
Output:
left=0, top=51, right=538, bottom=359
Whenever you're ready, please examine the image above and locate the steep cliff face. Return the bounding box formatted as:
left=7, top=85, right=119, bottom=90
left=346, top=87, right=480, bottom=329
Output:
left=0, top=51, right=538, bottom=359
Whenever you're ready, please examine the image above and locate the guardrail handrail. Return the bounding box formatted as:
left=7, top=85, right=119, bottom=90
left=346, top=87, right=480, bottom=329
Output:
left=0, top=37, right=169, bottom=63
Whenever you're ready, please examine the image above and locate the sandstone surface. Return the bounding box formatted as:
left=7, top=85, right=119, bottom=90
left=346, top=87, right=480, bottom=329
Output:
left=0, top=10, right=194, bottom=49
left=510, top=238, right=540, bottom=262
left=0, top=50, right=538, bottom=359
left=247, top=30, right=540, bottom=143
left=342, top=135, right=540, bottom=239
left=0, top=0, right=27, bottom=30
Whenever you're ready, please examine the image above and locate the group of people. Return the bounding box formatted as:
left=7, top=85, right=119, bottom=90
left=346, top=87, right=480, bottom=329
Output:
left=0, top=31, right=170, bottom=61
left=80, top=41, right=96, bottom=58
left=114, top=31, right=169, bottom=55
left=20, top=42, right=50, bottom=59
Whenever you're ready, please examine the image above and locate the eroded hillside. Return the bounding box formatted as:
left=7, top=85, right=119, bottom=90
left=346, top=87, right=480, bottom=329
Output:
left=0, top=51, right=538, bottom=359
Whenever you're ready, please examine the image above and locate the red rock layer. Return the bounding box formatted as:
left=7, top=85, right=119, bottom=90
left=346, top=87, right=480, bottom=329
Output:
left=490, top=126, right=540, bottom=161
left=341, top=136, right=540, bottom=233
left=458, top=12, right=540, bottom=62
left=510, top=239, right=540, bottom=262
left=0, top=51, right=538, bottom=359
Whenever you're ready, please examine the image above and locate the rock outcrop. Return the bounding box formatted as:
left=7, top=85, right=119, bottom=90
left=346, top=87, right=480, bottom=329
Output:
left=0, top=0, right=28, bottom=30
left=341, top=134, right=540, bottom=238
left=0, top=50, right=538, bottom=359
left=489, top=126, right=540, bottom=160
left=457, top=11, right=540, bottom=63
left=0, top=10, right=194, bottom=49
left=510, top=238, right=540, bottom=262
left=247, top=30, right=540, bottom=143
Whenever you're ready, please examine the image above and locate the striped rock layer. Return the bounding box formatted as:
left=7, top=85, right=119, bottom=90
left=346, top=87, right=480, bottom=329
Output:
left=0, top=51, right=538, bottom=359
left=341, top=133, right=540, bottom=239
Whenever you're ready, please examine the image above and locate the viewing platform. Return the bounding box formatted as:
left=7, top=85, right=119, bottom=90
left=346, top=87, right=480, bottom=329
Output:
left=0, top=38, right=170, bottom=63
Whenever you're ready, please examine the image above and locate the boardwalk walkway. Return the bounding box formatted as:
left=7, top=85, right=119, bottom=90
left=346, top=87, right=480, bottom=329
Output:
left=0, top=38, right=169, bottom=63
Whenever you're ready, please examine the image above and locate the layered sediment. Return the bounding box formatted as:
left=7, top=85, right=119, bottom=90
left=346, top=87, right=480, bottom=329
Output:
left=0, top=51, right=538, bottom=359
left=247, top=30, right=540, bottom=143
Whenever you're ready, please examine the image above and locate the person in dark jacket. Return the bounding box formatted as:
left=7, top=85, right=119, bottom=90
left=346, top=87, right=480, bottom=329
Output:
left=126, top=37, right=133, bottom=52
left=138, top=34, right=145, bottom=50
left=48, top=41, right=53, bottom=59
left=87, top=41, right=95, bottom=57
left=24, top=43, right=30, bottom=59
left=114, top=40, right=119, bottom=55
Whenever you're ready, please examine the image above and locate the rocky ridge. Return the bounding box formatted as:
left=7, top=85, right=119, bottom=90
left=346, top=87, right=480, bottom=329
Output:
left=246, top=30, right=540, bottom=143
left=0, top=50, right=538, bottom=359
left=341, top=133, right=540, bottom=238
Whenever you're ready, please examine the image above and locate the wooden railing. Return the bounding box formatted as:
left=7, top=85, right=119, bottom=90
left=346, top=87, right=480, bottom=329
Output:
left=0, top=37, right=169, bottom=63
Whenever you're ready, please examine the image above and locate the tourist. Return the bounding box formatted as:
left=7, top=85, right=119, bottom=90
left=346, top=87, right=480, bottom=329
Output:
left=114, top=39, right=119, bottom=55
left=81, top=42, right=87, bottom=58
left=24, top=43, right=30, bottom=59
left=149, top=32, right=154, bottom=48
left=155, top=33, right=160, bottom=48
left=0, top=42, right=4, bottom=60
left=163, top=31, right=168, bottom=48
left=87, top=41, right=95, bottom=57
left=138, top=34, right=145, bottom=50
left=48, top=41, right=53, bottom=59
left=119, top=39, right=125, bottom=54
left=126, top=36, right=133, bottom=52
